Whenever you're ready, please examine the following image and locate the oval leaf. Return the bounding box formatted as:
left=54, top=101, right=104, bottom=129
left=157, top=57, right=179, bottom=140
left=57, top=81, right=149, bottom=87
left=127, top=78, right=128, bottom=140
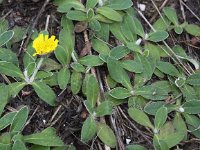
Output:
left=86, top=74, right=99, bottom=108
left=154, top=107, right=168, bottom=129
left=10, top=106, right=29, bottom=133
left=81, top=116, right=97, bottom=142
left=23, top=127, right=64, bottom=146
left=147, top=31, right=169, bottom=42
left=79, top=55, right=104, bottom=67
left=0, top=61, right=24, bottom=79
left=57, top=67, right=70, bottom=89
left=0, top=30, right=14, bottom=47
left=109, top=87, right=131, bottom=99
left=128, top=108, right=153, bottom=129
left=96, top=7, right=122, bottom=22
left=32, top=82, right=57, bottom=106
left=70, top=71, right=82, bottom=95
left=97, top=123, right=117, bottom=148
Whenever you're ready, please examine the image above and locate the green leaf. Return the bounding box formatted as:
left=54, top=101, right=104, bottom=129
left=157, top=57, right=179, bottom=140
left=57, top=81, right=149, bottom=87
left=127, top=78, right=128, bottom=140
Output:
left=153, top=16, right=171, bottom=31
left=0, top=48, right=18, bottom=65
left=41, top=58, right=61, bottom=72
left=128, top=96, right=147, bottom=108
left=109, top=87, right=131, bottom=99
left=154, top=107, right=168, bottom=130
left=87, top=8, right=94, bottom=20
left=10, top=106, right=29, bottom=133
left=79, top=55, right=104, bottom=67
left=184, top=114, right=200, bottom=138
left=174, top=26, right=183, bottom=34
left=121, top=14, right=137, bottom=41
left=97, top=123, right=117, bottom=148
left=35, top=71, right=53, bottom=80
left=121, top=60, right=143, bottom=73
left=173, top=113, right=187, bottom=135
left=147, top=31, right=169, bottom=42
left=57, top=67, right=70, bottom=89
left=106, top=0, right=133, bottom=10
left=84, top=100, right=94, bottom=114
left=70, top=62, right=85, bottom=73
left=23, top=43, right=36, bottom=76
left=0, top=112, right=17, bottom=131
left=86, top=0, right=98, bottom=9
left=66, top=10, right=87, bottom=21
left=187, top=73, right=200, bottom=86
left=32, top=82, right=57, bottom=106
left=144, top=43, right=160, bottom=61
left=60, top=16, right=75, bottom=58
left=182, top=84, right=197, bottom=101
left=0, top=30, right=14, bottom=47
left=106, top=75, right=117, bottom=89
left=153, top=136, right=169, bottom=150
left=109, top=23, right=128, bottom=44
left=0, top=132, right=12, bottom=144
left=82, top=74, right=90, bottom=96
left=8, top=82, right=26, bottom=98
left=30, top=145, right=50, bottom=150
left=135, top=85, right=168, bottom=100
left=184, top=24, right=200, bottom=36
left=95, top=23, right=109, bottom=42
left=110, top=46, right=130, bottom=60
left=132, top=17, right=145, bottom=37
left=70, top=71, right=82, bottom=95
left=0, top=143, right=11, bottom=150
left=95, top=101, right=113, bottom=117
left=128, top=108, right=153, bottom=129
left=105, top=92, right=125, bottom=106
left=12, top=140, right=27, bottom=150
left=163, top=7, right=179, bottom=25
left=89, top=19, right=101, bottom=32
left=134, top=54, right=155, bottom=85
left=0, top=85, right=9, bottom=116
left=144, top=101, right=166, bottom=115
left=23, top=127, right=64, bottom=146
left=57, top=0, right=85, bottom=13
left=0, top=19, right=8, bottom=33
left=96, top=7, right=122, bottom=22
left=0, top=61, right=24, bottom=79
left=125, top=144, right=147, bottom=150
left=55, top=45, right=70, bottom=66
left=95, top=14, right=114, bottom=23
left=91, top=38, right=110, bottom=55
left=42, top=74, right=58, bottom=87
left=86, top=74, right=99, bottom=107
left=159, top=129, right=184, bottom=148
left=182, top=100, right=200, bottom=114
left=81, top=116, right=97, bottom=142
left=107, top=57, right=132, bottom=89
left=156, top=61, right=180, bottom=77
left=10, top=26, right=26, bottom=44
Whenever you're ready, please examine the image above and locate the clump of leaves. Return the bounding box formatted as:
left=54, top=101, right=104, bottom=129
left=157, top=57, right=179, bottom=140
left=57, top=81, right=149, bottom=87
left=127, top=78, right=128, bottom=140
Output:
left=0, top=106, right=64, bottom=149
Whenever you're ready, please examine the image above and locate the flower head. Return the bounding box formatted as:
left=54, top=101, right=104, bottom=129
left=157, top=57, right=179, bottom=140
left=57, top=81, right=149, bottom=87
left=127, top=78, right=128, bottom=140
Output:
left=32, top=33, right=59, bottom=56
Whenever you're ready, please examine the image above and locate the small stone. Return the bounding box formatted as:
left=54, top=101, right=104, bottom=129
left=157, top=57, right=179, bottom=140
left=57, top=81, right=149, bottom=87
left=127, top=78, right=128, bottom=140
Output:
left=179, top=107, right=184, bottom=113
left=126, top=139, right=131, bottom=144
left=137, top=3, right=146, bottom=11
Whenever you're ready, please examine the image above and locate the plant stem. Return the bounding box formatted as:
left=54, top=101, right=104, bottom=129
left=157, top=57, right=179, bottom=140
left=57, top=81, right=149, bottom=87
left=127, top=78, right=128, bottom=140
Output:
left=29, top=57, right=44, bottom=83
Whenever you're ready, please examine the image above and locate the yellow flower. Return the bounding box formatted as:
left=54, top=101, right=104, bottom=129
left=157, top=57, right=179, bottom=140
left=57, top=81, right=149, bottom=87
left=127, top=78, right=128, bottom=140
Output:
left=32, top=33, right=59, bottom=56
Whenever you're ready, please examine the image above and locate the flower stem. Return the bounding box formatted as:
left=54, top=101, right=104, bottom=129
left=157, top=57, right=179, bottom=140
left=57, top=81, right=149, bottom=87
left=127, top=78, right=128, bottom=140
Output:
left=29, top=57, right=44, bottom=83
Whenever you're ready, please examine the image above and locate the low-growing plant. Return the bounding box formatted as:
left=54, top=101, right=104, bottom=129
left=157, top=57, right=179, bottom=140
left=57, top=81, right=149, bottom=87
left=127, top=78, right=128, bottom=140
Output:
left=0, top=106, right=64, bottom=149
